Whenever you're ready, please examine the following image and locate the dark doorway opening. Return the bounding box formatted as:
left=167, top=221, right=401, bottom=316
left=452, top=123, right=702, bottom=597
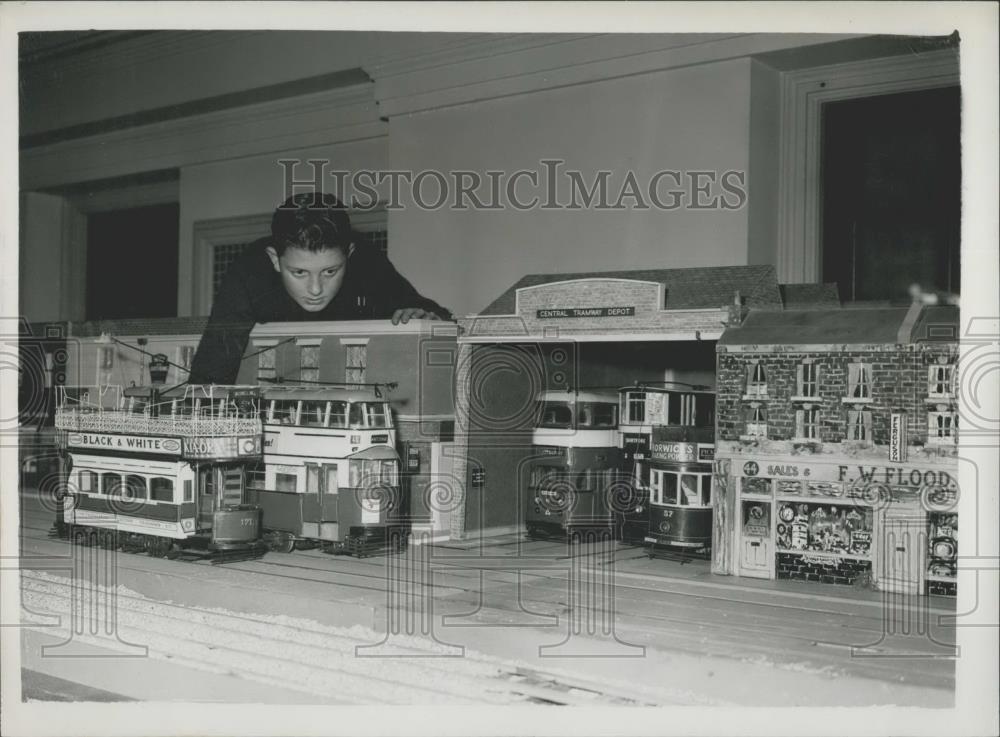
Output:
left=821, top=86, right=960, bottom=303
left=86, top=203, right=179, bottom=320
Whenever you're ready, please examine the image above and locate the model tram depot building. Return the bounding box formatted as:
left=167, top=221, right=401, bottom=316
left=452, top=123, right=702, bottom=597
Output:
left=713, top=303, right=960, bottom=596
left=452, top=264, right=781, bottom=540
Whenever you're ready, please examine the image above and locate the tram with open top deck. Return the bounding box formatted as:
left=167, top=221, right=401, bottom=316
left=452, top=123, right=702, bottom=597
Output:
left=525, top=390, right=625, bottom=539
left=247, top=385, right=404, bottom=556
left=55, top=384, right=265, bottom=560
left=618, top=385, right=716, bottom=554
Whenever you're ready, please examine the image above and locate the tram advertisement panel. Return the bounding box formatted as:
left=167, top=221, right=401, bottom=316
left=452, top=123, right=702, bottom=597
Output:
left=67, top=432, right=181, bottom=455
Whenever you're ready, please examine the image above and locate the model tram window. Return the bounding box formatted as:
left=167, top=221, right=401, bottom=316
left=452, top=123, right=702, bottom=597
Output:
left=270, top=400, right=300, bottom=424
left=624, top=392, right=646, bottom=424
left=349, top=402, right=390, bottom=428
left=746, top=363, right=767, bottom=398
left=847, top=363, right=872, bottom=399
left=77, top=470, right=98, bottom=492
left=300, top=400, right=327, bottom=427
left=578, top=402, right=617, bottom=428
left=349, top=458, right=398, bottom=487
left=275, top=472, right=298, bottom=492
left=328, top=401, right=348, bottom=427
left=257, top=348, right=276, bottom=382
left=538, top=401, right=573, bottom=428
left=928, top=364, right=955, bottom=398
left=101, top=473, right=122, bottom=497
left=530, top=466, right=562, bottom=488
left=124, top=474, right=147, bottom=501
left=797, top=362, right=819, bottom=398
left=150, top=477, right=174, bottom=502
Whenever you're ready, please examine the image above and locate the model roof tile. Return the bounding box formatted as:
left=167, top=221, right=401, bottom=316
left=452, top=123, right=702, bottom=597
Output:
left=478, top=264, right=783, bottom=315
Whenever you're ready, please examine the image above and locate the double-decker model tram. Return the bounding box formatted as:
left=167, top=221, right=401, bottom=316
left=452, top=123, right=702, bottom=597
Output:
left=248, top=386, right=403, bottom=556
left=618, top=385, right=716, bottom=555
left=55, top=384, right=265, bottom=560
left=525, top=390, right=623, bottom=539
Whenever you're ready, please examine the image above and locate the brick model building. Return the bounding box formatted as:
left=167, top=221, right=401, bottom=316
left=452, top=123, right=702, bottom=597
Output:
left=713, top=302, right=960, bottom=596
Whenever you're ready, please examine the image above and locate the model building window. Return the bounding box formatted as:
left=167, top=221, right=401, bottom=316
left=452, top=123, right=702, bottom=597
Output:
left=256, top=344, right=276, bottom=382
left=299, top=345, right=320, bottom=384
left=746, top=406, right=767, bottom=438
left=745, top=363, right=767, bottom=397
left=927, top=364, right=955, bottom=398
left=928, top=411, right=957, bottom=443
left=847, top=410, right=873, bottom=443
left=345, top=344, right=367, bottom=386
left=796, top=408, right=819, bottom=440
left=176, top=345, right=195, bottom=378
left=797, top=362, right=819, bottom=398
left=846, top=363, right=872, bottom=400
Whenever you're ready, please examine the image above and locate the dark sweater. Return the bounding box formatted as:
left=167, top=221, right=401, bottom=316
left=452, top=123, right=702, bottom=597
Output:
left=189, top=237, right=451, bottom=384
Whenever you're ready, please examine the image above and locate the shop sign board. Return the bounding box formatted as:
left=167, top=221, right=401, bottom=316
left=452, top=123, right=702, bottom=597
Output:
left=734, top=459, right=956, bottom=490
left=622, top=433, right=650, bottom=459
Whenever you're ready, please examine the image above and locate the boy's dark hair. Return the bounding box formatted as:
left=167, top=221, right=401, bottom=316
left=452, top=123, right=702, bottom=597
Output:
left=270, top=191, right=354, bottom=255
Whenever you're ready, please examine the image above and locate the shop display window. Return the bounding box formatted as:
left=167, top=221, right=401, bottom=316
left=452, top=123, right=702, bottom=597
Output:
left=926, top=512, right=958, bottom=580
left=776, top=480, right=801, bottom=496
left=741, top=500, right=771, bottom=538
left=775, top=501, right=873, bottom=557
left=742, top=477, right=772, bottom=496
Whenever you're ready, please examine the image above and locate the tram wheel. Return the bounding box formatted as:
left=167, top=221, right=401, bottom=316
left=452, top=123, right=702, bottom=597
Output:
left=147, top=537, right=171, bottom=558
left=265, top=531, right=295, bottom=554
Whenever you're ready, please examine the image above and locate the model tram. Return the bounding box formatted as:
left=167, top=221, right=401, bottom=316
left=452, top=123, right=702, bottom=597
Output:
left=247, top=385, right=404, bottom=556
left=525, top=390, right=623, bottom=538
left=55, top=384, right=266, bottom=560
left=618, top=385, right=716, bottom=554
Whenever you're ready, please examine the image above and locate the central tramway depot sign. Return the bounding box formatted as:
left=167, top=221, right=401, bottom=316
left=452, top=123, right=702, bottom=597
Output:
left=67, top=432, right=181, bottom=455
left=536, top=306, right=635, bottom=319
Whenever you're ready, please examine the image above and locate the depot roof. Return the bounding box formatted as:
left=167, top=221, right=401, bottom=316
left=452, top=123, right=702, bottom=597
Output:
left=477, top=264, right=784, bottom=316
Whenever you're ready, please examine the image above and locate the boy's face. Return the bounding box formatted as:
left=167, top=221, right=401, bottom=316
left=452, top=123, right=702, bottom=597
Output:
left=266, top=244, right=353, bottom=313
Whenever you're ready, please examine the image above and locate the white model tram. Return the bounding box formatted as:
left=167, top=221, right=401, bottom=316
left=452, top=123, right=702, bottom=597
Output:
left=248, top=386, right=404, bottom=556
left=55, top=384, right=265, bottom=560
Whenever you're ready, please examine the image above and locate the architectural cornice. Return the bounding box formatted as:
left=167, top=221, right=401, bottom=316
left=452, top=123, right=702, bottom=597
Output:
left=371, top=33, right=858, bottom=117
left=21, top=84, right=386, bottom=190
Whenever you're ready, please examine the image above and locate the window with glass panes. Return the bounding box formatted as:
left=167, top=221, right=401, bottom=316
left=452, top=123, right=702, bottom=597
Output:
left=625, top=392, right=645, bottom=423
left=928, top=411, right=957, bottom=442
left=257, top=345, right=276, bottom=381
left=746, top=405, right=767, bottom=437
left=746, top=362, right=767, bottom=397
left=796, top=407, right=819, bottom=439
left=345, top=344, right=367, bottom=386
left=798, top=362, right=818, bottom=397
left=928, top=364, right=954, bottom=397
left=299, top=344, right=319, bottom=383
left=847, top=363, right=872, bottom=399
left=847, top=410, right=872, bottom=442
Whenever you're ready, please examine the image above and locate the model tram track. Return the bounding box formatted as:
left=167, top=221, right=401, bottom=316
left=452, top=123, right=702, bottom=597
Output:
left=19, top=572, right=671, bottom=706
left=18, top=515, right=954, bottom=687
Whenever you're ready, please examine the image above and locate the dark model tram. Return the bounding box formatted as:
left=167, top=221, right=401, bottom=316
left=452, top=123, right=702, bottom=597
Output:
left=247, top=385, right=404, bottom=556
left=618, top=385, right=716, bottom=554
left=525, top=390, right=623, bottom=538
left=55, top=384, right=266, bottom=560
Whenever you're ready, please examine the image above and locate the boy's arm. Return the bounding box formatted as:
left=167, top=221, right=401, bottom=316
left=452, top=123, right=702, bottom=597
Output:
left=188, top=266, right=257, bottom=385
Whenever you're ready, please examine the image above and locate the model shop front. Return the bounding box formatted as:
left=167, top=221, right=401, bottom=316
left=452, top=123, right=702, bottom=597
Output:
left=732, top=458, right=958, bottom=596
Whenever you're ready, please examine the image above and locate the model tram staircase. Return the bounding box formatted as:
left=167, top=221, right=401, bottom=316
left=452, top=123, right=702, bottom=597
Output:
left=221, top=467, right=244, bottom=508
